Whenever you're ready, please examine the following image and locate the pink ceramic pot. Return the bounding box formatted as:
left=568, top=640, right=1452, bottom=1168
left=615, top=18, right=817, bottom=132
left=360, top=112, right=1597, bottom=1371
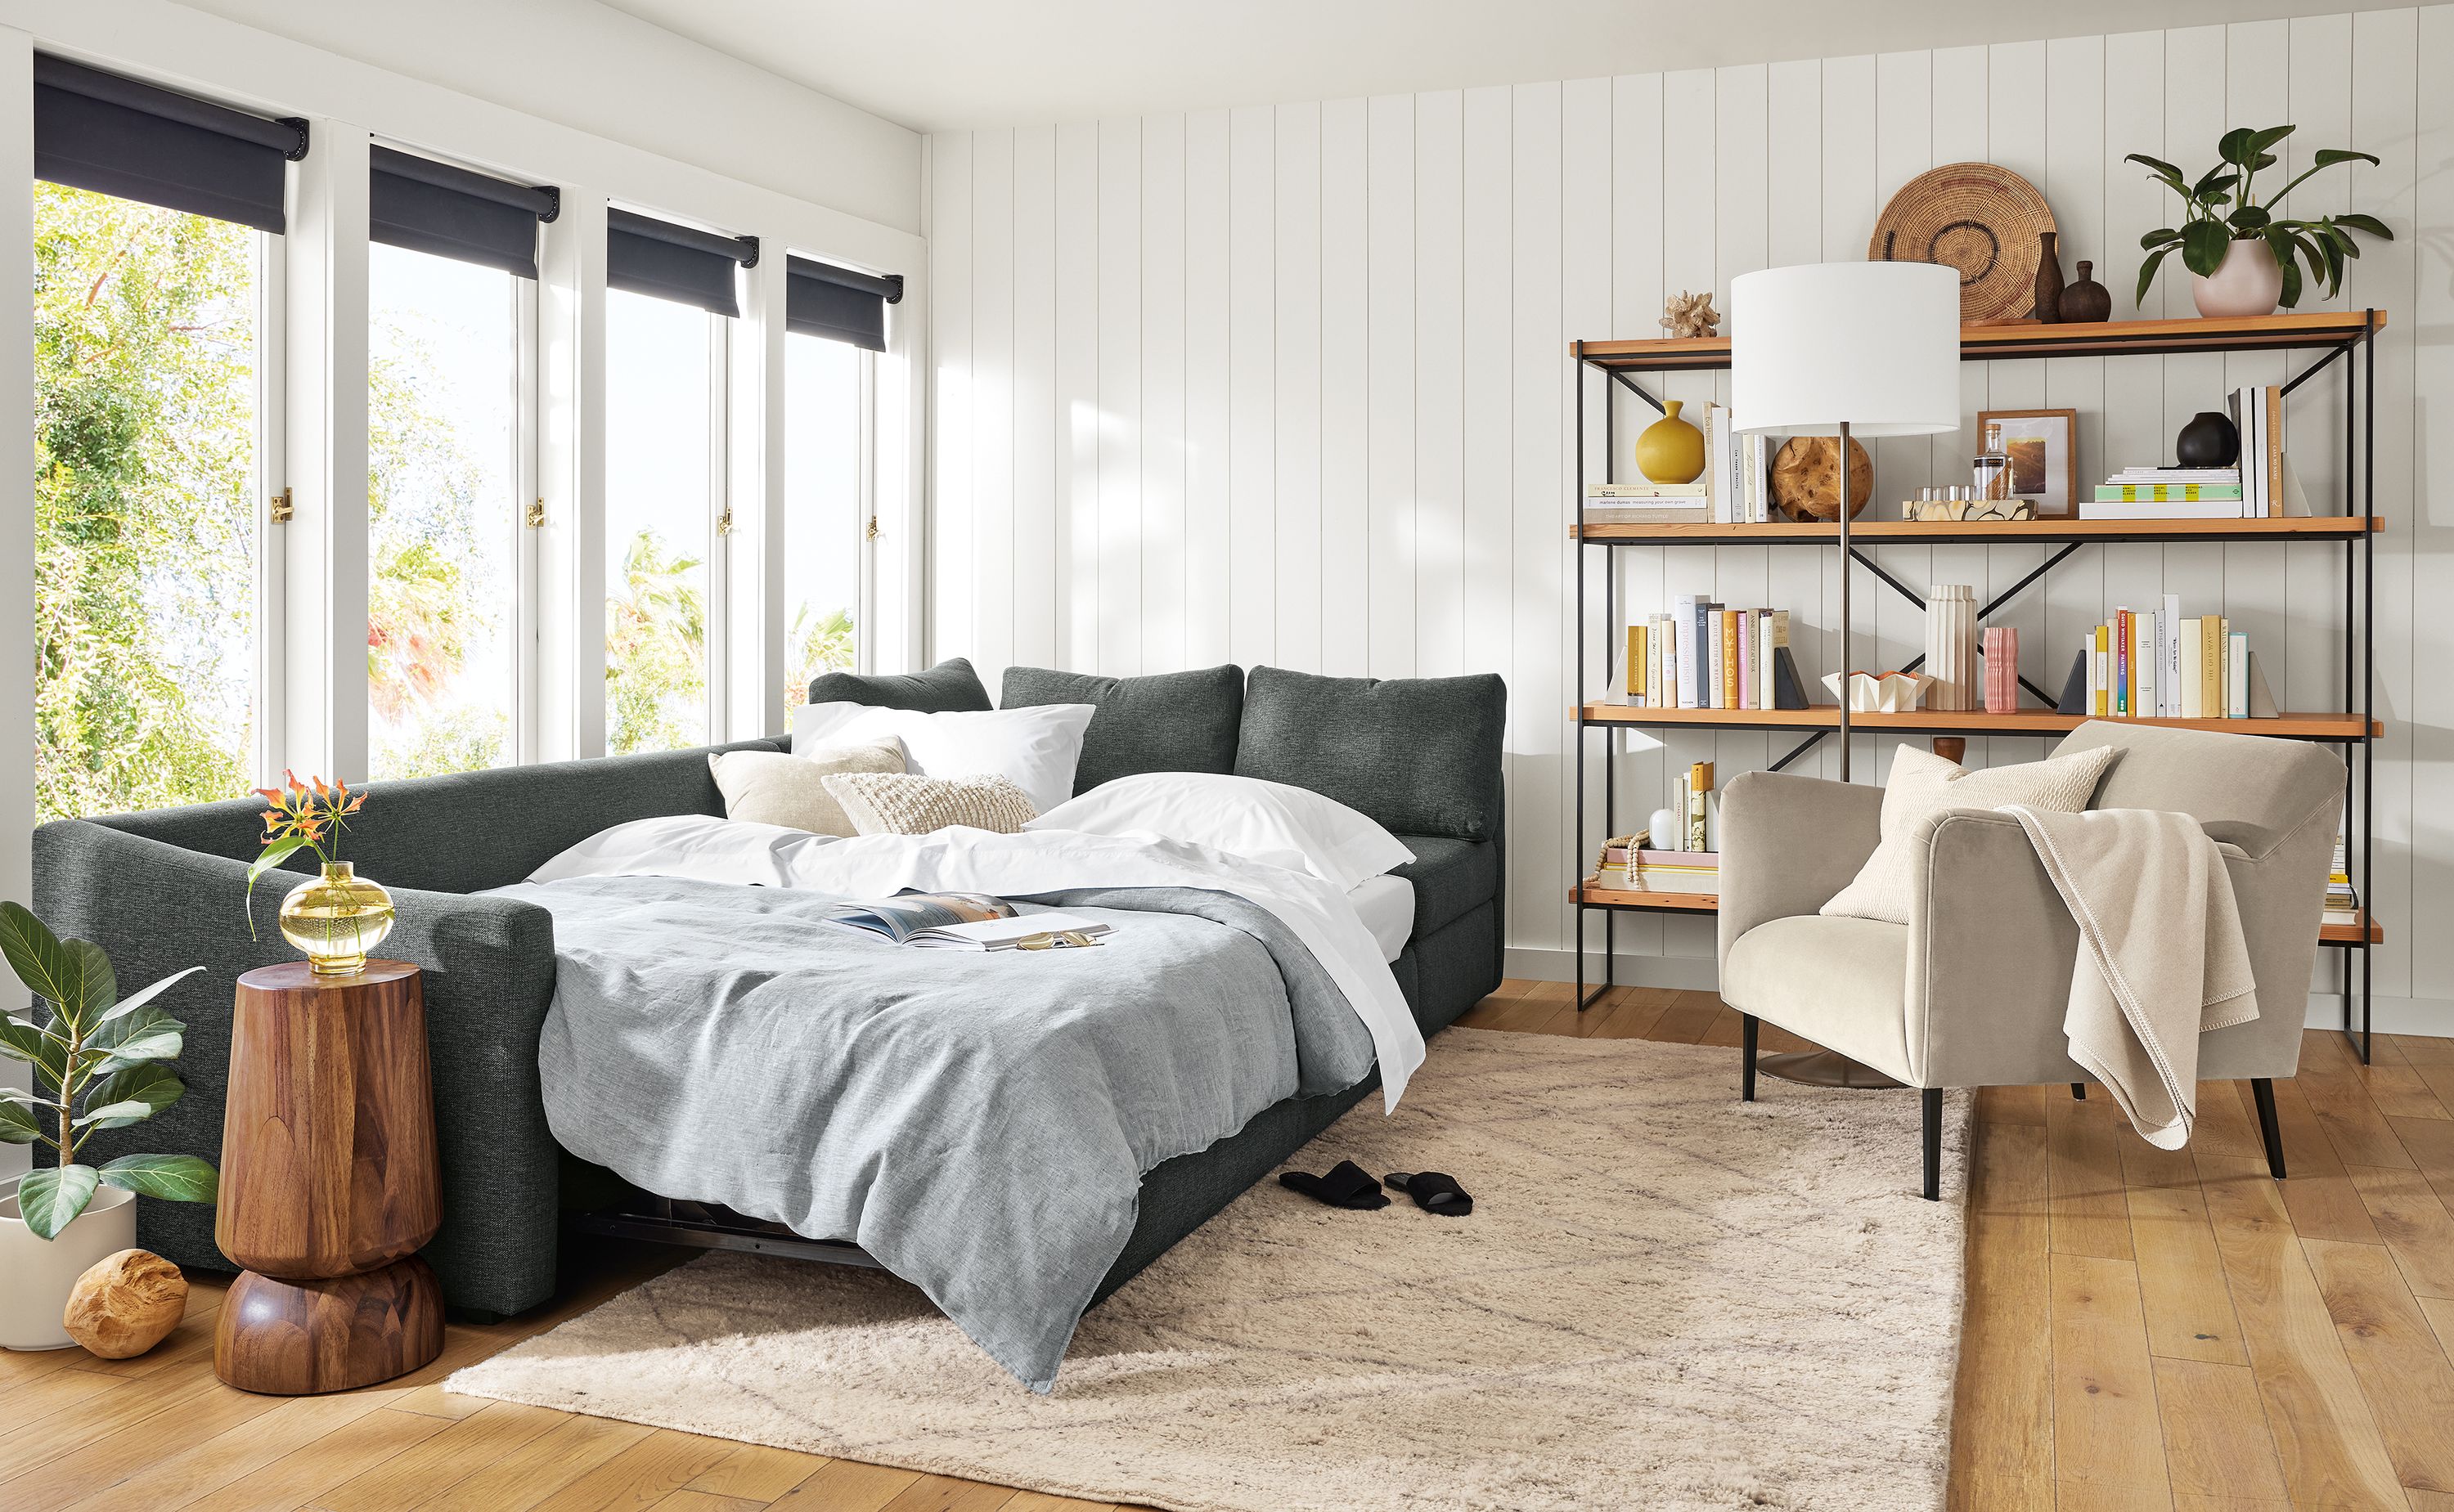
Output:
left=2191, top=238, right=2285, bottom=320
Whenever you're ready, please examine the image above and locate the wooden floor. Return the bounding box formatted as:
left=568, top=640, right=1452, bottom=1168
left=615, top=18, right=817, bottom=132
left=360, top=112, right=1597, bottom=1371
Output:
left=7, top=978, right=2452, bottom=1512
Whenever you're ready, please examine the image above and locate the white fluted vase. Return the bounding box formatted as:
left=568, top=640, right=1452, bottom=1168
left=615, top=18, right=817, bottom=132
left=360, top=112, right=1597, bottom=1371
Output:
left=1925, top=585, right=1979, bottom=711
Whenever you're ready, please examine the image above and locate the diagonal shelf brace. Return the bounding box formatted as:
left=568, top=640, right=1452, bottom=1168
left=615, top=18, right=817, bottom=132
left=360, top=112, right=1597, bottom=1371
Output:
left=1848, top=540, right=2086, bottom=708
left=1605, top=367, right=1668, bottom=415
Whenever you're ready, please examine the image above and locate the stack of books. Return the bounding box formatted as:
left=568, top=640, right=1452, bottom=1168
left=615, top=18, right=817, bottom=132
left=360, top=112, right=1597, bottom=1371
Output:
left=2076, top=595, right=2272, bottom=720
left=1584, top=482, right=1708, bottom=525
left=2088, top=383, right=2310, bottom=519
left=1609, top=598, right=1809, bottom=711
left=1593, top=835, right=1720, bottom=896
left=2324, top=835, right=2360, bottom=930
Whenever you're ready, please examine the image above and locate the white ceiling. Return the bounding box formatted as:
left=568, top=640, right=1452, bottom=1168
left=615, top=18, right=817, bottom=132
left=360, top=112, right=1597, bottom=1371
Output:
left=600, top=0, right=2403, bottom=134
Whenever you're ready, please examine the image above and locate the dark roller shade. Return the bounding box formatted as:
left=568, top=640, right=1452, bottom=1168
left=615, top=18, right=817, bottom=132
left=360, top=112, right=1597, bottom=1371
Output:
left=371, top=146, right=558, bottom=280
left=34, top=54, right=305, bottom=233
left=606, top=208, right=756, bottom=318
left=785, top=255, right=901, bottom=352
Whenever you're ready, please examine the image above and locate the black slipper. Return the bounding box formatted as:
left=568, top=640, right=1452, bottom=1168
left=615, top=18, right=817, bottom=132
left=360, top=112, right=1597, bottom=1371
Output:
left=1385, top=1171, right=1474, bottom=1216
left=1278, top=1160, right=1389, bottom=1209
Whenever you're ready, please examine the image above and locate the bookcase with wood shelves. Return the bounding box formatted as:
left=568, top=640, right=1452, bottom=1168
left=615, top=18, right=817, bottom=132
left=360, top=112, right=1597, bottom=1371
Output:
left=1570, top=310, right=2384, bottom=1059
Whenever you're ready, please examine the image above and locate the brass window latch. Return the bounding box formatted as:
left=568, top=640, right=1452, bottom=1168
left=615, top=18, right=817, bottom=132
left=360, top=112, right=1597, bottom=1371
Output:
left=716, top=505, right=735, bottom=536
left=525, top=498, right=546, bottom=529
left=269, top=487, right=294, bottom=523
left=866, top=514, right=881, bottom=541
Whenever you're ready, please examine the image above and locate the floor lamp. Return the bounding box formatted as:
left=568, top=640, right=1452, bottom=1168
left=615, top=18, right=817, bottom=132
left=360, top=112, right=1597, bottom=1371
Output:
left=1731, top=262, right=1960, bottom=1087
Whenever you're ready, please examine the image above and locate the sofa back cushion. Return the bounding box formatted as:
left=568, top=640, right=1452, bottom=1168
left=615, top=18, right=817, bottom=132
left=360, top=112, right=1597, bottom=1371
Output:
left=1000, top=663, right=1243, bottom=795
left=1234, top=666, right=1507, bottom=843
left=807, top=657, right=991, bottom=712
left=83, top=738, right=787, bottom=894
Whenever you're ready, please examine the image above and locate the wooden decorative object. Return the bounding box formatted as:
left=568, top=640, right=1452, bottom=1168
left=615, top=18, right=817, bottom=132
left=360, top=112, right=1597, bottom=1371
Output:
left=63, top=1249, right=187, bottom=1358
left=1868, top=162, right=2056, bottom=322
left=215, top=961, right=443, bottom=1395
left=1659, top=289, right=1720, bottom=339
left=1769, top=435, right=1875, bottom=521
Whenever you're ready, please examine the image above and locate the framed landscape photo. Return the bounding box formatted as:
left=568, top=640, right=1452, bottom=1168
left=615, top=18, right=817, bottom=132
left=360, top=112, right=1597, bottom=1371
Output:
left=1979, top=407, right=2079, bottom=515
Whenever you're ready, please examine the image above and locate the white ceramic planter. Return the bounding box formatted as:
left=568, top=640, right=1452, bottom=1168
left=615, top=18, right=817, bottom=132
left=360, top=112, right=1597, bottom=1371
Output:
left=2191, top=238, right=2285, bottom=319
left=0, top=1179, right=135, bottom=1350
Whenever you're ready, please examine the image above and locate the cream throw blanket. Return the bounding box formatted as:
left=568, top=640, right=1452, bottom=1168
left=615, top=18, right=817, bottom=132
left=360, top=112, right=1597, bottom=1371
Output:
left=2000, top=805, right=2258, bottom=1149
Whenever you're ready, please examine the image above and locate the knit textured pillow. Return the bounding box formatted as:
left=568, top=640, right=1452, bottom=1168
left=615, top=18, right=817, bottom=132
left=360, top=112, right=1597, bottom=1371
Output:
left=820, top=771, right=1040, bottom=837
left=1819, top=743, right=2117, bottom=925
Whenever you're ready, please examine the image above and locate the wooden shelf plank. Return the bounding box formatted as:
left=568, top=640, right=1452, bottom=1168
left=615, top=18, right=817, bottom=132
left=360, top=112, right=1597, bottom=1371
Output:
left=1573, top=310, right=2387, bottom=370
left=1575, top=704, right=2378, bottom=740
left=1572, top=517, right=2382, bottom=545
left=1571, top=878, right=2385, bottom=944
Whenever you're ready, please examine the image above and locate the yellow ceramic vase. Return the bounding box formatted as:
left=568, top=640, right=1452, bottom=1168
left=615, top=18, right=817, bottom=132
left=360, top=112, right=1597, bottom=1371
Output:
left=1635, top=399, right=1706, bottom=484
left=278, top=862, right=395, bottom=976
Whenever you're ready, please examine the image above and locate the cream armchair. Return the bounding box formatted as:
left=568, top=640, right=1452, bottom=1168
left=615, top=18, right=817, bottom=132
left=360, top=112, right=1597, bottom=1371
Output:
left=1716, top=721, right=2344, bottom=1200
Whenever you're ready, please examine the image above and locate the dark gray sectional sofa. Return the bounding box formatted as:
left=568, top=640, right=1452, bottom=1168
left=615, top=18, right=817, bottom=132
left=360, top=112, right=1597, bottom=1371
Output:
left=34, top=660, right=1505, bottom=1319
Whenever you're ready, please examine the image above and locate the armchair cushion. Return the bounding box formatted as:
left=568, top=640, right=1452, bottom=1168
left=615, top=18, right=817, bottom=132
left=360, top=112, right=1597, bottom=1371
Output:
left=1722, top=914, right=1914, bottom=1083
left=1821, top=743, right=2115, bottom=925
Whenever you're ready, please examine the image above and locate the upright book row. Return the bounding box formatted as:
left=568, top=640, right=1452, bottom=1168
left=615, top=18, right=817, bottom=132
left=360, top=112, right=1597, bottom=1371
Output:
left=2079, top=596, right=2267, bottom=720
left=1607, top=599, right=1809, bottom=711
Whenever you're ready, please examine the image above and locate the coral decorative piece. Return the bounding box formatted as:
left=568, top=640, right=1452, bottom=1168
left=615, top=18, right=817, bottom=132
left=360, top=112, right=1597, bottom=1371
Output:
left=1822, top=671, right=1935, bottom=713
left=1660, top=289, right=1721, bottom=339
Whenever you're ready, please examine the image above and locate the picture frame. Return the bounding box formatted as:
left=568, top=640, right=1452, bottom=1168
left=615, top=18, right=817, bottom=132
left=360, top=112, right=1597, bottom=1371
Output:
left=1978, top=407, right=2079, bottom=515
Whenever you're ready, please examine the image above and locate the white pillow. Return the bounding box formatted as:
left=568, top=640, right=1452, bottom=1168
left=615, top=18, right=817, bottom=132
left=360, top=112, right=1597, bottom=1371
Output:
left=708, top=742, right=903, bottom=835
left=793, top=702, right=1094, bottom=814
left=1028, top=771, right=1416, bottom=891
left=1820, top=743, right=2117, bottom=925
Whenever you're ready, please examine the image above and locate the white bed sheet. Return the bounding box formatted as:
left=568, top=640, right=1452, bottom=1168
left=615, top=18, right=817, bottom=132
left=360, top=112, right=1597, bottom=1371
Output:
left=1349, top=874, right=1414, bottom=963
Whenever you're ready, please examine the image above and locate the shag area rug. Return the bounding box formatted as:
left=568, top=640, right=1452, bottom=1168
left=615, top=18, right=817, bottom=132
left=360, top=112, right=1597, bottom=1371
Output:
left=450, top=1030, right=1971, bottom=1512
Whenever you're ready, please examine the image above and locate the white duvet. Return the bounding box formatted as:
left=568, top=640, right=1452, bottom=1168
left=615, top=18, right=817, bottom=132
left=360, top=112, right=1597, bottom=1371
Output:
left=530, top=814, right=1427, bottom=1109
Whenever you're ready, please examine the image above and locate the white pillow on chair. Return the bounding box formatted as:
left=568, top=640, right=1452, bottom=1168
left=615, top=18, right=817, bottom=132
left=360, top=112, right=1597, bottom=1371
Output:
left=1819, top=743, right=2117, bottom=925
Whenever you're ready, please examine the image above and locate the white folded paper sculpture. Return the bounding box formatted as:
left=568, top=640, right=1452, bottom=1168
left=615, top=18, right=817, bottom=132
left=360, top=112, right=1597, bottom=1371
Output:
left=1822, top=670, right=1935, bottom=713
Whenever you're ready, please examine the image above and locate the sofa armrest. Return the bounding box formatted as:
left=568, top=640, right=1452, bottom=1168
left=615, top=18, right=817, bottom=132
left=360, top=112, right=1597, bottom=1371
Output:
left=34, top=819, right=563, bottom=1317
left=1716, top=770, right=1883, bottom=971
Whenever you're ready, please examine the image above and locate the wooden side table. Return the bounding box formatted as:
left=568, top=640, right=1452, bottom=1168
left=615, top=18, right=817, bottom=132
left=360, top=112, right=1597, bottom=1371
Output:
left=215, top=960, right=444, bottom=1394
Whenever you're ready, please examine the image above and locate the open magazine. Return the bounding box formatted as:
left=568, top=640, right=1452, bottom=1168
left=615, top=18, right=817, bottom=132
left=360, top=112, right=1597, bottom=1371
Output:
left=820, top=891, right=1112, bottom=950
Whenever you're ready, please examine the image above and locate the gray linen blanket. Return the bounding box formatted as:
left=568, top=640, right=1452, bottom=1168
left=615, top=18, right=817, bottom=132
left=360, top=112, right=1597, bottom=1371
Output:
left=488, top=873, right=1379, bottom=1392
left=2002, top=805, right=2258, bottom=1149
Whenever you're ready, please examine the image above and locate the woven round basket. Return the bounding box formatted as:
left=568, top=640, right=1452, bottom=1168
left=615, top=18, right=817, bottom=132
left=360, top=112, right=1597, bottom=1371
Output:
left=1868, top=162, right=2056, bottom=322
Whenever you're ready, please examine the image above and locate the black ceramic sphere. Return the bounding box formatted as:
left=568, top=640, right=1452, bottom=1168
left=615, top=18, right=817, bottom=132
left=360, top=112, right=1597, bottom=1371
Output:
left=2174, top=411, right=2241, bottom=468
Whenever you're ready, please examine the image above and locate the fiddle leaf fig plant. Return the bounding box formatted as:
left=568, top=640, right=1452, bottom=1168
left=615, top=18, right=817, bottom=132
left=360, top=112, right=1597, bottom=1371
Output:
left=2129, top=124, right=2390, bottom=308
left=0, top=901, right=217, bottom=1239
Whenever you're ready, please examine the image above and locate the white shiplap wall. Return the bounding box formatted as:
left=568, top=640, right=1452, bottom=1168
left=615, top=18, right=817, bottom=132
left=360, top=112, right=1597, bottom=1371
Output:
left=925, top=10, right=2454, bottom=1026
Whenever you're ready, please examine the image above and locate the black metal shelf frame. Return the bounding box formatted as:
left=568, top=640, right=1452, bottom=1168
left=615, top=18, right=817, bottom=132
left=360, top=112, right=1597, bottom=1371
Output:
left=1571, top=314, right=2380, bottom=1062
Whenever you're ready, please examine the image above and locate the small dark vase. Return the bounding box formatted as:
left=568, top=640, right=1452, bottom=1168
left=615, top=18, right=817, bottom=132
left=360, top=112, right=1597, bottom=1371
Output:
left=2175, top=411, right=2241, bottom=468
left=2059, top=259, right=2112, bottom=324
left=2033, top=231, right=2065, bottom=322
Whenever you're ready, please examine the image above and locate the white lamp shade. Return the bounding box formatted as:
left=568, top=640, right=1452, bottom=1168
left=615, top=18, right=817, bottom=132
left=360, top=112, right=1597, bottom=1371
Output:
left=1730, top=262, right=1961, bottom=437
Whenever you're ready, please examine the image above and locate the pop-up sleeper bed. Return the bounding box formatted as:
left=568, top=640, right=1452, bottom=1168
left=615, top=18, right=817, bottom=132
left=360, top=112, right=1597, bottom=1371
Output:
left=37, top=661, right=1504, bottom=1387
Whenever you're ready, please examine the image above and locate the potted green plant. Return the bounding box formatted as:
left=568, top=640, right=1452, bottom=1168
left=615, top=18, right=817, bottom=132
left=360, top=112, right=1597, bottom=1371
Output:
left=2129, top=125, right=2391, bottom=318
left=0, top=903, right=217, bottom=1351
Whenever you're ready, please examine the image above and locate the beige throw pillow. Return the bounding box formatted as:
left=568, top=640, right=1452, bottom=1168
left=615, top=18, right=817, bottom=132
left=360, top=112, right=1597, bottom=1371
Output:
left=1818, top=743, right=2117, bottom=925
left=821, top=771, right=1040, bottom=837
left=708, top=743, right=904, bottom=835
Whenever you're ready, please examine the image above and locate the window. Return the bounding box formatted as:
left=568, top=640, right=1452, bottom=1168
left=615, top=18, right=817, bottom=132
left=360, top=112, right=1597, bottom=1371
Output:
left=366, top=243, right=524, bottom=778
left=783, top=333, right=866, bottom=709
left=604, top=287, right=721, bottom=753
left=34, top=182, right=270, bottom=820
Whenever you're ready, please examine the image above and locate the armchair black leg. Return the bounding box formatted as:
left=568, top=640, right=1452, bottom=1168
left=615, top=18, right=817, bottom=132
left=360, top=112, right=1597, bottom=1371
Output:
left=1741, top=1014, right=1759, bottom=1103
left=1921, top=1088, right=1943, bottom=1201
left=2250, top=1077, right=2286, bottom=1180
left=2071, top=1083, right=2087, bottom=1100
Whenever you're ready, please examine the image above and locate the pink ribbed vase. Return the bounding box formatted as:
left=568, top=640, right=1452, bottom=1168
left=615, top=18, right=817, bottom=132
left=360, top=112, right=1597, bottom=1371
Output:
left=1983, top=627, right=2019, bottom=714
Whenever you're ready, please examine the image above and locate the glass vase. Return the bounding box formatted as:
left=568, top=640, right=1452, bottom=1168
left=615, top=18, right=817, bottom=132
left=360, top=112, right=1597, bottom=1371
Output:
left=278, top=862, right=395, bottom=976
